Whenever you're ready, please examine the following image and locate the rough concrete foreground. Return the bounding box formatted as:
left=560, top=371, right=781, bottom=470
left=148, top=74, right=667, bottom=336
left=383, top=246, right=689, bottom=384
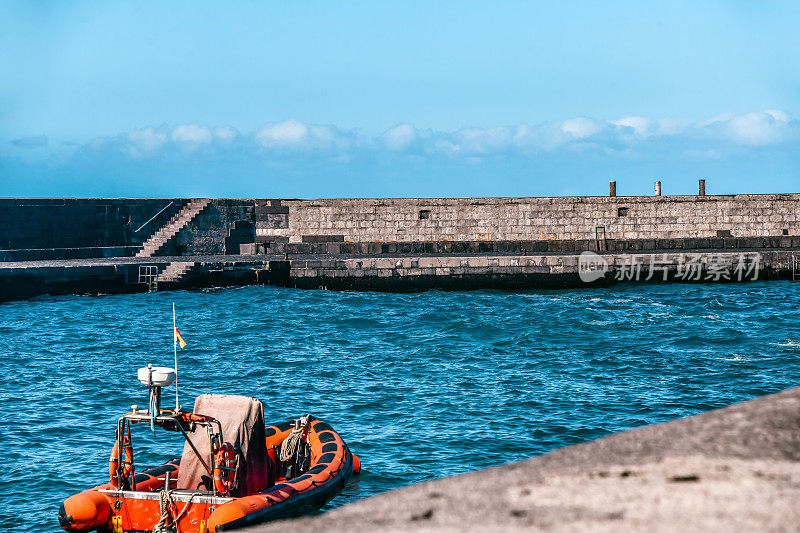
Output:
left=252, top=388, right=800, bottom=532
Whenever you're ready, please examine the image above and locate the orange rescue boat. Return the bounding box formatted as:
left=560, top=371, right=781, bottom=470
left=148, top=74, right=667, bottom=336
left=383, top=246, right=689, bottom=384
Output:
left=59, top=367, right=360, bottom=532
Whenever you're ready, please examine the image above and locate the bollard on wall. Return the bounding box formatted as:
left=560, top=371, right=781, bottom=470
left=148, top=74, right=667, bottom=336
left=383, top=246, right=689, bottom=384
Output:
left=610, top=181, right=617, bottom=197
left=699, top=179, right=706, bottom=196
left=655, top=181, right=661, bottom=196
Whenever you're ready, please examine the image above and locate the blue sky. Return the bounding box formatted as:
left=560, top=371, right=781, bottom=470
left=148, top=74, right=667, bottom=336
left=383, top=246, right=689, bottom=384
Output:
left=1, top=2, right=799, bottom=197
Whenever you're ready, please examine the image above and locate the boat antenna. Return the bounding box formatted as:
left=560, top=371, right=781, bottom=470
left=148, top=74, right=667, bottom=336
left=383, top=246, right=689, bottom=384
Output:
left=173, top=302, right=179, bottom=411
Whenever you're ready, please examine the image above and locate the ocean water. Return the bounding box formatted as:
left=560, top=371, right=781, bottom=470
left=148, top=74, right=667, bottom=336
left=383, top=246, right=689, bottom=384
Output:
left=2, top=282, right=799, bottom=531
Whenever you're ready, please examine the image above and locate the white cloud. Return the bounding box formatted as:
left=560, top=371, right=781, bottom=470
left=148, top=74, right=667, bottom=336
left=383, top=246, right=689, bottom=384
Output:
left=431, top=111, right=795, bottom=155
left=451, top=127, right=513, bottom=154
left=611, top=116, right=654, bottom=137
left=126, top=127, right=167, bottom=157
left=560, top=117, right=602, bottom=139
left=382, top=124, right=417, bottom=151
left=256, top=119, right=309, bottom=147
left=694, top=110, right=793, bottom=144
left=63, top=110, right=796, bottom=164
left=309, top=125, right=335, bottom=143
left=214, top=126, right=238, bottom=143
left=765, top=109, right=789, bottom=122
left=253, top=119, right=352, bottom=151
left=171, top=124, right=212, bottom=145
left=719, top=111, right=790, bottom=145
left=654, top=118, right=692, bottom=136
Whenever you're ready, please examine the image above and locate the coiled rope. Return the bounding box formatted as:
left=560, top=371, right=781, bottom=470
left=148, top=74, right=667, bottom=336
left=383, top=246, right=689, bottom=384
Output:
left=153, top=488, right=196, bottom=533
left=279, top=414, right=313, bottom=462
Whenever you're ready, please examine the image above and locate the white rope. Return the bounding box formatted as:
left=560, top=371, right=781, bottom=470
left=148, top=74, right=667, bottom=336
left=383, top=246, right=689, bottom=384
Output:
left=279, top=414, right=313, bottom=462
left=153, top=488, right=197, bottom=533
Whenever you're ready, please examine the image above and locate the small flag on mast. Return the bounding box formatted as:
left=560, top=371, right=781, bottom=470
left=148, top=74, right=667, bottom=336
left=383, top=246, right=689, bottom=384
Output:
left=174, top=327, right=187, bottom=349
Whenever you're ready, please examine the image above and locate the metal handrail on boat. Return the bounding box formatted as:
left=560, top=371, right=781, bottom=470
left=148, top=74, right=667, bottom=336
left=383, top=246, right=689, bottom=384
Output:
left=115, top=410, right=225, bottom=494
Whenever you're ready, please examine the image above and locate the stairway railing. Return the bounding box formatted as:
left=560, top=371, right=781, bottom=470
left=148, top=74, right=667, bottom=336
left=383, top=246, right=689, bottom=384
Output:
left=134, top=201, right=175, bottom=234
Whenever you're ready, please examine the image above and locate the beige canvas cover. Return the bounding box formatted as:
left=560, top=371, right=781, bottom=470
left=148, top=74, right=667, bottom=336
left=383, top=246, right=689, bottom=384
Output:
left=177, top=394, right=271, bottom=496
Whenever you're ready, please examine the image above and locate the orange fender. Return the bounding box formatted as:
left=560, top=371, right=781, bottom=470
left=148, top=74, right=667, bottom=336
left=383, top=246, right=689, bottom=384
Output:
left=351, top=452, right=361, bottom=474
left=59, top=489, right=111, bottom=531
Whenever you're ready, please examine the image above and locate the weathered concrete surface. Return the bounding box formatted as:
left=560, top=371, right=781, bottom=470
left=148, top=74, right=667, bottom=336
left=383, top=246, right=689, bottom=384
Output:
left=4, top=195, right=800, bottom=299
left=6, top=195, right=800, bottom=255
left=252, top=387, right=800, bottom=532
left=257, top=194, right=800, bottom=243
left=0, top=248, right=793, bottom=301
left=0, top=255, right=290, bottom=302
left=289, top=250, right=776, bottom=291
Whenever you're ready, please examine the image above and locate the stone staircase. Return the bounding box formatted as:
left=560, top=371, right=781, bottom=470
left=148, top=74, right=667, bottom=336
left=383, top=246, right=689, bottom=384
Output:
left=135, top=199, right=211, bottom=258
left=158, top=261, right=196, bottom=283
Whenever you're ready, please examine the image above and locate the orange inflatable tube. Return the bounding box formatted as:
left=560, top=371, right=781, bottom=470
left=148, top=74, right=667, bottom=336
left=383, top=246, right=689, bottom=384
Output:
left=59, top=458, right=180, bottom=531
left=207, top=419, right=356, bottom=531
left=59, top=490, right=111, bottom=531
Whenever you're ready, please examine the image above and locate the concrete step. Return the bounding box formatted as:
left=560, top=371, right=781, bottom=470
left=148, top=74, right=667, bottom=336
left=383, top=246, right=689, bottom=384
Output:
left=135, top=199, right=211, bottom=258
left=158, top=261, right=196, bottom=283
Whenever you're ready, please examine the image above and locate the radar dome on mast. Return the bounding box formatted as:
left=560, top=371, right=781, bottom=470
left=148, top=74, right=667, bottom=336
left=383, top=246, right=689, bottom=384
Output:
left=137, top=366, right=176, bottom=387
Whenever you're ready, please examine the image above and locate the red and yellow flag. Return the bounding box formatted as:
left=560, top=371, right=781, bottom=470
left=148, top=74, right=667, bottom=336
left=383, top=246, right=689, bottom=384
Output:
left=174, top=327, right=187, bottom=349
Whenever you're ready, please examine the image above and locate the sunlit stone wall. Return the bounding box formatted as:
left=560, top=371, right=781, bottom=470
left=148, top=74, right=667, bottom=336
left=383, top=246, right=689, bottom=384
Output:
left=255, top=195, right=800, bottom=243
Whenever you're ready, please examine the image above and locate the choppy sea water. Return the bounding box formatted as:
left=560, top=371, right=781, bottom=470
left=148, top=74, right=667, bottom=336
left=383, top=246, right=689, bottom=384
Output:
left=2, top=282, right=799, bottom=531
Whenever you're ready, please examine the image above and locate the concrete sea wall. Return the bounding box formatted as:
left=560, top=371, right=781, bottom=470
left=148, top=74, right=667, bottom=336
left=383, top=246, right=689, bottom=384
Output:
left=0, top=246, right=789, bottom=302
left=0, top=198, right=257, bottom=259
left=2, top=191, right=800, bottom=300
left=0, top=198, right=185, bottom=250
left=288, top=249, right=775, bottom=291
left=4, top=193, right=800, bottom=254
left=0, top=257, right=289, bottom=302
left=257, top=194, right=800, bottom=243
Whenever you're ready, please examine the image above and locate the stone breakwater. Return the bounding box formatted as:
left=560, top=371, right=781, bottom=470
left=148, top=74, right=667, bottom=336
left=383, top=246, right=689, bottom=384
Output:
left=0, top=256, right=289, bottom=302
left=255, top=194, right=800, bottom=243
left=288, top=250, right=770, bottom=291
left=0, top=248, right=787, bottom=302
left=252, top=387, right=800, bottom=532
left=2, top=193, right=800, bottom=300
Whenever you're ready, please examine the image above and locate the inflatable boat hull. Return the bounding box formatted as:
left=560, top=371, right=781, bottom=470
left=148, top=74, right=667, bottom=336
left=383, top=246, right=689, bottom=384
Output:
left=60, top=419, right=356, bottom=532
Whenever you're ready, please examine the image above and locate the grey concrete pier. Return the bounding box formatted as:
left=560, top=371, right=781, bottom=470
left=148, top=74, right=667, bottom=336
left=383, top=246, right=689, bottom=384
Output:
left=253, top=387, right=800, bottom=532
left=1, top=245, right=795, bottom=302
left=4, top=194, right=800, bottom=300
left=0, top=255, right=290, bottom=302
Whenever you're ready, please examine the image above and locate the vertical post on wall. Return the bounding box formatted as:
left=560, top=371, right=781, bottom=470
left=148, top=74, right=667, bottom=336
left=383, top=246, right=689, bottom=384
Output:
left=609, top=181, right=617, bottom=197
left=655, top=181, right=662, bottom=196
left=699, top=179, right=706, bottom=196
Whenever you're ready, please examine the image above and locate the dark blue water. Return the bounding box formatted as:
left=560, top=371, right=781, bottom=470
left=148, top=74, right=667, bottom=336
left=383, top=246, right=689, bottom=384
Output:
left=3, top=282, right=799, bottom=531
